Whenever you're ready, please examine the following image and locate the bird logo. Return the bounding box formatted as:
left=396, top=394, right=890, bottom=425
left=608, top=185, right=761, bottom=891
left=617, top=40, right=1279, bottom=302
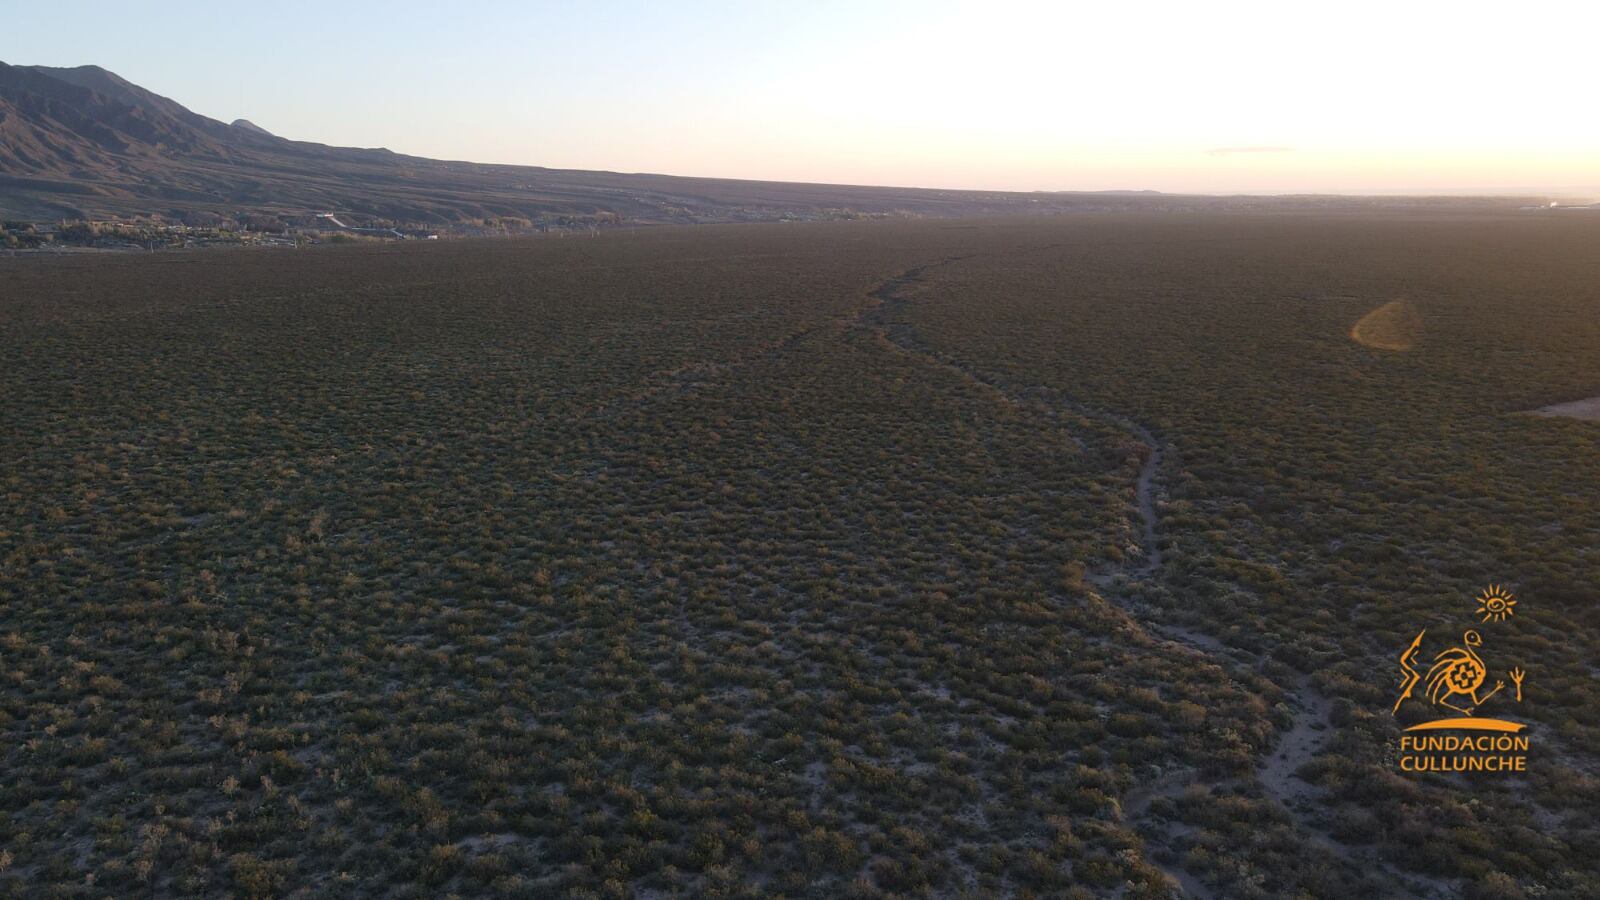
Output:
left=1392, top=586, right=1526, bottom=727
left=1425, top=630, right=1501, bottom=715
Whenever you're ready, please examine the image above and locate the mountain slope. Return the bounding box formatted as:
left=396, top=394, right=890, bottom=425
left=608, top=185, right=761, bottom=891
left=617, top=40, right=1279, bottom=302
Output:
left=0, top=61, right=1535, bottom=227
left=229, top=119, right=275, bottom=138
left=0, top=61, right=1096, bottom=225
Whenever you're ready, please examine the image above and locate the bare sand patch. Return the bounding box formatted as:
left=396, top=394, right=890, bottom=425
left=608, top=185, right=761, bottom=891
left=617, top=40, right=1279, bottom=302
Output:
left=1350, top=299, right=1422, bottom=350
left=1526, top=396, right=1600, bottom=421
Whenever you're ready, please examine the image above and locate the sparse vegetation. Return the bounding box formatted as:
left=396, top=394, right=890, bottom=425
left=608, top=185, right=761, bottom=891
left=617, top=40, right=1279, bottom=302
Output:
left=1, top=214, right=1597, bottom=898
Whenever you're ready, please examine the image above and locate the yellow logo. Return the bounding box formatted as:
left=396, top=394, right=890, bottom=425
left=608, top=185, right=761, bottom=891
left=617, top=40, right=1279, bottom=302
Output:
left=1475, top=583, right=1517, bottom=623
left=1392, top=586, right=1531, bottom=772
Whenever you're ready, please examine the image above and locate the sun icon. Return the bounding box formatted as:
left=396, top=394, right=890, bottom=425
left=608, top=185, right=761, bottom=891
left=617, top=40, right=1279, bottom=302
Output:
left=1476, top=584, right=1517, bottom=623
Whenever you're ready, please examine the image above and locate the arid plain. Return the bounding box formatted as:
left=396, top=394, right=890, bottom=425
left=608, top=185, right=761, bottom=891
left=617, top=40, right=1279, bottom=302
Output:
left=3, top=213, right=1598, bottom=898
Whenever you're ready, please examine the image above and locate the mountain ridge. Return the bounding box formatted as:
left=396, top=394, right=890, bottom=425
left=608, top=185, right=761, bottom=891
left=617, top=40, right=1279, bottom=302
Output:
left=0, top=61, right=1541, bottom=227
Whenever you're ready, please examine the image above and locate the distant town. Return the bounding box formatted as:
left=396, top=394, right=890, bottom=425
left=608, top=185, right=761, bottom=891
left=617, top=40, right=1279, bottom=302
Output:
left=0, top=211, right=637, bottom=252
left=0, top=207, right=922, bottom=253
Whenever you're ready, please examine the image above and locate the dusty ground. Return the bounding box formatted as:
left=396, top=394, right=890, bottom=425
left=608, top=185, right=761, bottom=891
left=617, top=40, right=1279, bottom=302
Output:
left=1527, top=395, right=1600, bottom=420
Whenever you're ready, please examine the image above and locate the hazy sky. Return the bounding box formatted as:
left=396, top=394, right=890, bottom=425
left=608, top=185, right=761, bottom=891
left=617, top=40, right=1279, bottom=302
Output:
left=8, top=1, right=1599, bottom=195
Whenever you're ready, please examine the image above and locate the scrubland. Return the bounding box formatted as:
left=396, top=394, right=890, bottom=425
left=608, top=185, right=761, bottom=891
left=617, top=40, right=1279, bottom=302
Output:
left=2, top=215, right=1597, bottom=898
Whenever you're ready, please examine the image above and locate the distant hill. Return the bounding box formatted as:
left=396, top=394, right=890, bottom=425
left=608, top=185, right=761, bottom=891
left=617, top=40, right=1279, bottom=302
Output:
left=0, top=61, right=1542, bottom=227
left=229, top=119, right=275, bottom=138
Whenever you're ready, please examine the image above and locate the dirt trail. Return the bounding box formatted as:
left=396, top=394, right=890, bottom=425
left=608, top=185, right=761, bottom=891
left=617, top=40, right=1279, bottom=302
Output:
left=1127, top=421, right=1163, bottom=576
left=1526, top=393, right=1600, bottom=420
left=855, top=257, right=1369, bottom=899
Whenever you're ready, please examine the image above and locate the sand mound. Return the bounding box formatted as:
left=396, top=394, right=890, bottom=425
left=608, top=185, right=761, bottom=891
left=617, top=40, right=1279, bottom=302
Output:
left=1350, top=299, right=1422, bottom=351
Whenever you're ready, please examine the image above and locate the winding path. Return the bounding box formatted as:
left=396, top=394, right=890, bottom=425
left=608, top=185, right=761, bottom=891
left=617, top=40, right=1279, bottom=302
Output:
left=855, top=257, right=1355, bottom=898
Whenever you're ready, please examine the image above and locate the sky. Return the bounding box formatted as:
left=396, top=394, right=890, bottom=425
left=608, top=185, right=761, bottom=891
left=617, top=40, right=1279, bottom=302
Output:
left=6, top=1, right=1599, bottom=195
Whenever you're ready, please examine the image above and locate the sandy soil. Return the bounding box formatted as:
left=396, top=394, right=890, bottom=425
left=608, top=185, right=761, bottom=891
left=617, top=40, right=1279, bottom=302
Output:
left=1350, top=299, right=1422, bottom=351
left=1527, top=395, right=1600, bottom=420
